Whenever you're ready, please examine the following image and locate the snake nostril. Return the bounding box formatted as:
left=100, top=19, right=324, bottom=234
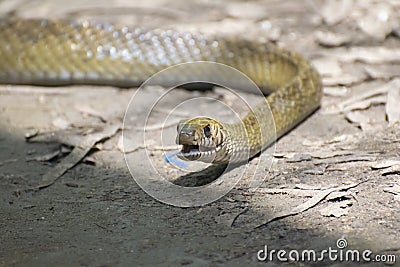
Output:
left=177, top=132, right=195, bottom=145
left=179, top=125, right=195, bottom=135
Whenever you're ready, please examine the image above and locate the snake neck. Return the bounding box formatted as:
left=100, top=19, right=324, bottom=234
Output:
left=221, top=113, right=271, bottom=163
left=221, top=63, right=322, bottom=164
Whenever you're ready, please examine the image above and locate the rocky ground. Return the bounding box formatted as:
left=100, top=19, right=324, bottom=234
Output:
left=0, top=0, right=399, bottom=266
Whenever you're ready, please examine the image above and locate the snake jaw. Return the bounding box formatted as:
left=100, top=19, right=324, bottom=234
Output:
left=178, top=144, right=218, bottom=162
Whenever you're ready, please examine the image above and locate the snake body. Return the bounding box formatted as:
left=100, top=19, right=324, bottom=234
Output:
left=0, top=19, right=322, bottom=164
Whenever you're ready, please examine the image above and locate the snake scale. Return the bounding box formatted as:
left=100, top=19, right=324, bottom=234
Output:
left=0, top=18, right=322, bottom=164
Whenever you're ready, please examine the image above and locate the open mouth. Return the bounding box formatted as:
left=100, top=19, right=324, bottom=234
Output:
left=181, top=144, right=215, bottom=154
left=179, top=144, right=216, bottom=159
left=181, top=144, right=199, bottom=154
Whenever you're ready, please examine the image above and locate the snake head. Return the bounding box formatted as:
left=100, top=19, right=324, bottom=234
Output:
left=176, top=117, right=227, bottom=163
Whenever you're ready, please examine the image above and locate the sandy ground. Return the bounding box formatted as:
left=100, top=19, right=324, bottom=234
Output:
left=0, top=0, right=399, bottom=266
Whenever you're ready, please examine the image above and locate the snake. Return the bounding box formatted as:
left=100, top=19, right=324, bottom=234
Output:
left=0, top=18, right=322, bottom=165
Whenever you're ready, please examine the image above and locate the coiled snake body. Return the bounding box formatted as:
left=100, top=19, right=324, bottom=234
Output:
left=0, top=19, right=322, bottom=164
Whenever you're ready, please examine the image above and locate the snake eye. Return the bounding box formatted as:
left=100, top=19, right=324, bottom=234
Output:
left=204, top=125, right=211, bottom=138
